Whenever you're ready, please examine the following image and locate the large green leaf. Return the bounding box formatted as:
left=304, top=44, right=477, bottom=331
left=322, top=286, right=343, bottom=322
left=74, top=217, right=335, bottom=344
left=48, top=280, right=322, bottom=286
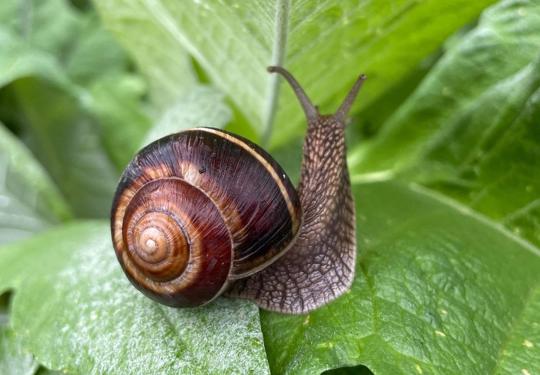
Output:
left=94, top=0, right=495, bottom=146
left=0, top=123, right=70, bottom=245
left=262, top=181, right=540, bottom=374
left=353, top=0, right=540, bottom=248
left=0, top=222, right=270, bottom=375
left=2, top=181, right=539, bottom=374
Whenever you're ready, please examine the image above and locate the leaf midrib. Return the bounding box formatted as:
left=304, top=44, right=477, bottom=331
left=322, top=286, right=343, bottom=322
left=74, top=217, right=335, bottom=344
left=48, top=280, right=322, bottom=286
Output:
left=262, top=0, right=289, bottom=145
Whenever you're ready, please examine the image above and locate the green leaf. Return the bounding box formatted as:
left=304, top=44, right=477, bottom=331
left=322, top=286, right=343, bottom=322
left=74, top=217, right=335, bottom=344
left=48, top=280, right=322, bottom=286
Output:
left=0, top=292, right=37, bottom=375
left=4, top=180, right=539, bottom=374
left=0, top=0, right=127, bottom=87
left=0, top=323, right=37, bottom=375
left=0, top=0, right=80, bottom=56
left=94, top=0, right=198, bottom=110
left=94, top=0, right=495, bottom=146
left=353, top=0, right=540, bottom=247
left=64, top=14, right=129, bottom=85
left=262, top=181, right=540, bottom=375
left=0, top=222, right=270, bottom=375
left=86, top=74, right=151, bottom=170
left=0, top=0, right=84, bottom=90
left=0, top=28, right=71, bottom=90
left=142, top=86, right=232, bottom=145
left=0, top=122, right=71, bottom=245
left=12, top=78, right=118, bottom=218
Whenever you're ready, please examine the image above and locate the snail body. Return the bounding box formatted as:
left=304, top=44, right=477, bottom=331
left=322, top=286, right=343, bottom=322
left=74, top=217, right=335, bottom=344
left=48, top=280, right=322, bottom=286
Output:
left=111, top=67, right=366, bottom=313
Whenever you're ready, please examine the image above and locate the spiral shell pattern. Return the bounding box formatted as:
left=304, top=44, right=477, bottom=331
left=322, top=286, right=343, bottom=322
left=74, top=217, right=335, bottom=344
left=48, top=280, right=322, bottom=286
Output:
left=111, top=128, right=301, bottom=307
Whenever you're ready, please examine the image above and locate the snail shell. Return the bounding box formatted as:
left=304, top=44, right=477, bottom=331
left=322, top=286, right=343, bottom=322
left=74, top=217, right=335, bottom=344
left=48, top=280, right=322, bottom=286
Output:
left=111, top=128, right=301, bottom=307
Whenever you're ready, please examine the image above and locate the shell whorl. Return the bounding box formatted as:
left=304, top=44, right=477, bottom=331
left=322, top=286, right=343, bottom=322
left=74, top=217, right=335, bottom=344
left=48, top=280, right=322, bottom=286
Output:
left=111, top=128, right=302, bottom=307
left=123, top=181, right=191, bottom=282
left=115, top=177, right=233, bottom=307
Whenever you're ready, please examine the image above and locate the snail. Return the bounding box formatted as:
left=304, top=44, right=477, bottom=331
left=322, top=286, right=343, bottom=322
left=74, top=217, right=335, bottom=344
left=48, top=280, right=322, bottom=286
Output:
left=111, top=66, right=366, bottom=314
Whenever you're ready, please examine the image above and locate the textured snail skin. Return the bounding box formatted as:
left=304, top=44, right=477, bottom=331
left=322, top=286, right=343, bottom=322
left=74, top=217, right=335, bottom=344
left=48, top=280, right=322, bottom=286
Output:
left=228, top=116, right=356, bottom=313
left=111, top=128, right=301, bottom=307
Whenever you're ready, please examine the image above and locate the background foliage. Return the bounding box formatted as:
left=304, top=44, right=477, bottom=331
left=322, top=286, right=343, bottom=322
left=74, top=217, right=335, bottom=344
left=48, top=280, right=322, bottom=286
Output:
left=0, top=0, right=539, bottom=374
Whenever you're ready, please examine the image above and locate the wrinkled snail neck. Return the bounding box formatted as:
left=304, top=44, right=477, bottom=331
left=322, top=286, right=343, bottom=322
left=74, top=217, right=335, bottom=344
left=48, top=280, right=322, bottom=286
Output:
left=267, top=66, right=366, bottom=226
left=227, top=67, right=366, bottom=313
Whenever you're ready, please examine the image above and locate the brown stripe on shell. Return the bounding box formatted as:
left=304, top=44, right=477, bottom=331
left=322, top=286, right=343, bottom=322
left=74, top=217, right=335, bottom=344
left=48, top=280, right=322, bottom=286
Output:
left=196, top=128, right=300, bottom=231
left=185, top=128, right=302, bottom=277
